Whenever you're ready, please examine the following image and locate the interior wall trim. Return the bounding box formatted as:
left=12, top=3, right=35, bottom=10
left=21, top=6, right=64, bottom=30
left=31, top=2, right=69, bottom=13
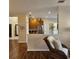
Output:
left=18, top=40, right=26, bottom=43
left=27, top=49, right=49, bottom=51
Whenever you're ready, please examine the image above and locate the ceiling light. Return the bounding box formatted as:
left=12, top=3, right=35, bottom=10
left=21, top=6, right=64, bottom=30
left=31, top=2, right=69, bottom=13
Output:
left=58, top=0, right=65, bottom=3
left=48, top=11, right=51, bottom=14
left=29, top=11, right=32, bottom=15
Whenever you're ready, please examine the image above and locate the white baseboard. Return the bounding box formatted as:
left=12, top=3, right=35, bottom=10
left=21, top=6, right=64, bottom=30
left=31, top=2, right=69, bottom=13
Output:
left=27, top=49, right=49, bottom=51
left=18, top=40, right=26, bottom=43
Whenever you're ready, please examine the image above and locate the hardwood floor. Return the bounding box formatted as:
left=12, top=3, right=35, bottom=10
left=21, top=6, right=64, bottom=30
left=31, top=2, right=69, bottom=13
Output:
left=18, top=43, right=27, bottom=59
left=9, top=40, right=19, bottom=59
left=9, top=40, right=68, bottom=59
left=9, top=40, right=27, bottom=59
left=27, top=51, right=50, bottom=59
left=9, top=40, right=50, bottom=59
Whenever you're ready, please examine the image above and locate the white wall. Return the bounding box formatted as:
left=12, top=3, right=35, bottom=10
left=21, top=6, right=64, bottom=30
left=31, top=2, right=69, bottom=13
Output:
left=9, top=17, right=18, bottom=39
left=27, top=34, right=49, bottom=51
left=59, top=6, right=70, bottom=48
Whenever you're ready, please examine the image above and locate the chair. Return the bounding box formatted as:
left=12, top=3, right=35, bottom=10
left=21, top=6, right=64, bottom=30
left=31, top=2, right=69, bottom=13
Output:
left=43, top=36, right=68, bottom=59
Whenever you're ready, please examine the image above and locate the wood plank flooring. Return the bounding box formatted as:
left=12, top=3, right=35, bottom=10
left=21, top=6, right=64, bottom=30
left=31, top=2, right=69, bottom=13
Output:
left=27, top=51, right=50, bottom=59
left=9, top=40, right=50, bottom=59
left=18, top=43, right=27, bottom=59
left=9, top=40, right=19, bottom=59
left=9, top=40, right=27, bottom=59
left=9, top=40, right=69, bottom=59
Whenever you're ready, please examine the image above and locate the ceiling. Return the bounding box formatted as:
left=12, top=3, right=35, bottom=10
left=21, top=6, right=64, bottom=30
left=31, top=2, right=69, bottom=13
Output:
left=9, top=0, right=70, bottom=17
